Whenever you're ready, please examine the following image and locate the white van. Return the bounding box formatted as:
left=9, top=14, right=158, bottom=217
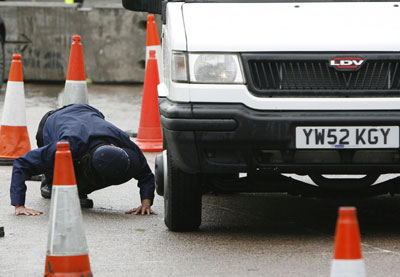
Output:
left=123, top=0, right=400, bottom=231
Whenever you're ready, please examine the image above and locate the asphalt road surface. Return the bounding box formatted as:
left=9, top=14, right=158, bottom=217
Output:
left=1, top=84, right=400, bottom=276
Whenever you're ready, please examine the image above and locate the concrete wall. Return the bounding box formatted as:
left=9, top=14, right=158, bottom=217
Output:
left=0, top=2, right=156, bottom=82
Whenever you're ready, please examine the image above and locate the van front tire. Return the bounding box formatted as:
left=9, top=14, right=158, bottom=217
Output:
left=164, top=151, right=202, bottom=232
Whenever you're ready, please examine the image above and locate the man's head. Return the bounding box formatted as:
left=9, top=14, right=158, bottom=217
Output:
left=91, top=145, right=130, bottom=179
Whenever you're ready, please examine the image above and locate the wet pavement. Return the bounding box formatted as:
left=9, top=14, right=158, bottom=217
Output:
left=1, top=83, right=400, bottom=276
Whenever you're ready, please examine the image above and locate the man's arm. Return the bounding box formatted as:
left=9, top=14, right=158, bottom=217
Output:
left=136, top=165, right=156, bottom=204
left=130, top=160, right=157, bottom=216
left=10, top=143, right=57, bottom=214
left=121, top=138, right=156, bottom=198
left=122, top=145, right=156, bottom=215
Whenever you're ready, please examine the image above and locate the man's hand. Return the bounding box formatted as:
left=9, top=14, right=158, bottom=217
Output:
left=15, top=206, right=43, bottom=216
left=125, top=199, right=157, bottom=216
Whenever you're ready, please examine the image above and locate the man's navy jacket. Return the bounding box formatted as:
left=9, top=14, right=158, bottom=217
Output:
left=10, top=104, right=155, bottom=206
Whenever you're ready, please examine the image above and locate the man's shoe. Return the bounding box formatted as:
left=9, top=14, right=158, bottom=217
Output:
left=42, top=178, right=93, bottom=208
left=79, top=195, right=94, bottom=209
left=40, top=181, right=52, bottom=199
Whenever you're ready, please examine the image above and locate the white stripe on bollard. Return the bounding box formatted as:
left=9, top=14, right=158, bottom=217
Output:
left=330, top=259, right=366, bottom=277
left=1, top=81, right=27, bottom=126
left=62, top=80, right=89, bottom=105
left=47, top=185, right=88, bottom=256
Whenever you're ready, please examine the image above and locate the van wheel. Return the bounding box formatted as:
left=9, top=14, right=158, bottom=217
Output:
left=155, top=152, right=166, bottom=196
left=164, top=151, right=202, bottom=231
left=309, top=174, right=379, bottom=191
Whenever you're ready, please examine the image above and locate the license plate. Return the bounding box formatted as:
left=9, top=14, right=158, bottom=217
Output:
left=296, top=126, right=399, bottom=149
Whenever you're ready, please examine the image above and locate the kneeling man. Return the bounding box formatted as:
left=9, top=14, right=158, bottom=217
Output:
left=10, top=104, right=156, bottom=216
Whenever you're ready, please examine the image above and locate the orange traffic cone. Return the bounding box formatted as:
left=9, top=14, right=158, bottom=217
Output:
left=330, top=207, right=366, bottom=277
left=136, top=50, right=163, bottom=152
left=62, top=35, right=88, bottom=106
left=44, top=141, right=92, bottom=276
left=0, top=54, right=31, bottom=165
left=146, top=14, right=162, bottom=82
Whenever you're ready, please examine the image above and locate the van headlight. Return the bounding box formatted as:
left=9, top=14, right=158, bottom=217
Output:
left=171, top=52, right=244, bottom=84
left=190, top=53, right=244, bottom=83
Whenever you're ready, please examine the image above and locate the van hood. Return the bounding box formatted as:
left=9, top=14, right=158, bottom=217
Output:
left=182, top=2, right=400, bottom=52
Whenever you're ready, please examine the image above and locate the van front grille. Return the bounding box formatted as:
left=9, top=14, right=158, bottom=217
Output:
left=241, top=53, right=400, bottom=97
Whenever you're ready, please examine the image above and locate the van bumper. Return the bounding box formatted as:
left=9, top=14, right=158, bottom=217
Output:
left=160, top=99, right=400, bottom=174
